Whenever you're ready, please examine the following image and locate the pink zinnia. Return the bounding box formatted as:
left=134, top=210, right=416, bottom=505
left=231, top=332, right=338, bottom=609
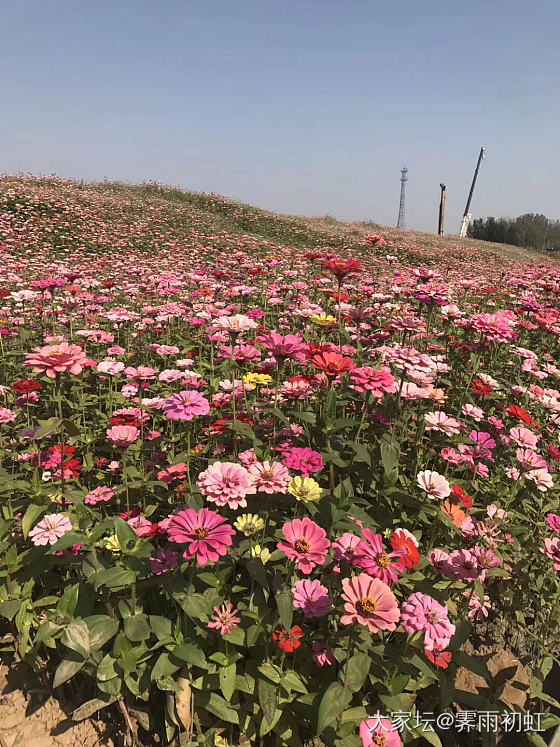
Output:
left=157, top=463, right=189, bottom=484
left=277, top=517, right=330, bottom=574
left=312, top=642, right=336, bottom=667
left=340, top=573, right=400, bottom=634
left=546, top=513, right=560, bottom=533
left=29, top=513, right=73, bottom=546
left=349, top=367, right=398, bottom=398
left=446, top=549, right=480, bottom=582
left=150, top=549, right=179, bottom=575
left=257, top=331, right=307, bottom=361
left=0, top=408, right=16, bottom=423
left=247, top=460, right=291, bottom=494
left=417, top=470, right=451, bottom=500
left=197, top=461, right=255, bottom=509
left=167, top=507, right=235, bottom=566
left=208, top=603, right=241, bottom=636
left=106, top=425, right=140, bottom=448
left=359, top=715, right=402, bottom=747
left=541, top=538, right=560, bottom=570
left=25, top=342, right=89, bottom=379
left=509, top=426, right=540, bottom=450
left=85, top=486, right=116, bottom=506
left=283, top=447, right=324, bottom=477
left=162, top=390, right=210, bottom=420
left=292, top=579, right=331, bottom=618
left=401, top=592, right=456, bottom=650
left=352, top=529, right=407, bottom=585
left=332, top=532, right=361, bottom=562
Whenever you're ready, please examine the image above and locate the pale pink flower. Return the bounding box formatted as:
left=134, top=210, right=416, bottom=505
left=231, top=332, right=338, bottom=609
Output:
left=417, top=470, right=451, bottom=500
left=208, top=603, right=241, bottom=636
left=0, top=408, right=16, bottom=423
left=461, top=404, right=484, bottom=421
left=197, top=461, right=255, bottom=509
left=85, top=486, right=115, bottom=506
left=106, top=425, right=140, bottom=448
left=25, top=342, right=89, bottom=378
left=349, top=367, right=398, bottom=397
left=214, top=314, right=258, bottom=334
left=29, top=514, right=73, bottom=546
left=541, top=538, right=560, bottom=570
left=526, top=468, right=554, bottom=491
left=424, top=411, right=461, bottom=435
left=509, top=426, right=540, bottom=450
left=340, top=573, right=400, bottom=634
left=465, top=590, right=491, bottom=620
left=292, top=579, right=331, bottom=618
left=359, top=716, right=402, bottom=747
left=162, top=390, right=210, bottom=420
left=401, top=592, right=456, bottom=650
left=247, top=460, right=291, bottom=494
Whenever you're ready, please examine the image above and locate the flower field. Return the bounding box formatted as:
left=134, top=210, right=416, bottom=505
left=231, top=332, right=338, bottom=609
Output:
left=0, top=176, right=560, bottom=746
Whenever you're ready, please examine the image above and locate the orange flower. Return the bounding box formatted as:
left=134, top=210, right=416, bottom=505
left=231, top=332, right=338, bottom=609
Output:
left=441, top=501, right=466, bottom=528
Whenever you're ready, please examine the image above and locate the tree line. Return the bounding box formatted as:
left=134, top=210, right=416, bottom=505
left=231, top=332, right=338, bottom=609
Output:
left=467, top=213, right=560, bottom=252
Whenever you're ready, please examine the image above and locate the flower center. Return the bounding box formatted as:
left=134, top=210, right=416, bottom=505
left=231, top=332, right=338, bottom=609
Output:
left=377, top=553, right=391, bottom=568
left=295, top=537, right=311, bottom=553
left=426, top=609, right=440, bottom=624
left=356, top=596, right=378, bottom=617
left=193, top=526, right=208, bottom=539
left=374, top=735, right=387, bottom=747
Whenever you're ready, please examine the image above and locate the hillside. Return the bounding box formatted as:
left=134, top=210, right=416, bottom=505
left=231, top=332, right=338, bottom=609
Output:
left=1, top=175, right=557, bottom=272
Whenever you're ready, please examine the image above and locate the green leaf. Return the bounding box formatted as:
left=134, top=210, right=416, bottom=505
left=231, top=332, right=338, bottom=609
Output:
left=317, top=682, right=352, bottom=735
left=280, top=670, right=308, bottom=694
left=380, top=440, right=399, bottom=478
left=22, top=504, right=46, bottom=539
left=275, top=589, right=293, bottom=630
left=92, top=567, right=137, bottom=591
left=172, top=642, right=208, bottom=669
left=175, top=592, right=210, bottom=621
left=124, top=614, right=151, bottom=641
left=72, top=696, right=116, bottom=721
left=85, top=615, right=119, bottom=651
left=220, top=662, right=236, bottom=702
left=152, top=652, right=181, bottom=681
left=149, top=615, right=173, bottom=639
left=258, top=677, right=277, bottom=725
left=343, top=652, right=371, bottom=693
left=198, top=692, right=239, bottom=724
left=97, top=654, right=120, bottom=682
left=0, top=600, right=21, bottom=621
left=349, top=442, right=371, bottom=466
left=53, top=656, right=85, bottom=688
left=61, top=620, right=90, bottom=659
left=114, top=517, right=140, bottom=554
left=526, top=734, right=548, bottom=747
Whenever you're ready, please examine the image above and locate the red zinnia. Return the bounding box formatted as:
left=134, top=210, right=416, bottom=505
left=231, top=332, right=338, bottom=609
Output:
left=450, top=485, right=473, bottom=510
left=12, top=379, right=41, bottom=394
left=506, top=405, right=539, bottom=429
left=322, top=259, right=362, bottom=280
left=272, top=625, right=304, bottom=653
left=389, top=531, right=421, bottom=569
left=471, top=379, right=492, bottom=396
left=425, top=645, right=452, bottom=669
left=310, top=351, right=355, bottom=377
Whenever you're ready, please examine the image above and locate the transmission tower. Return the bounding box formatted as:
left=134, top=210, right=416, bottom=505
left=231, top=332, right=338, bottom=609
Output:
left=397, top=167, right=408, bottom=229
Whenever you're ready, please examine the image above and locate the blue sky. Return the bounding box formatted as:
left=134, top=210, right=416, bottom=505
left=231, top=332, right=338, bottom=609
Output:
left=2, top=0, right=559, bottom=232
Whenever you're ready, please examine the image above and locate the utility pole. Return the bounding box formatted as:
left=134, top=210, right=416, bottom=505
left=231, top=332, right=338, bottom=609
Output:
left=459, top=147, right=485, bottom=237
left=438, top=184, right=446, bottom=235
left=397, top=167, right=407, bottom=229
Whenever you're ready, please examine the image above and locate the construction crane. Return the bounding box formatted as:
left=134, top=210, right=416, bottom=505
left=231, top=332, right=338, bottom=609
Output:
left=459, top=147, right=485, bottom=237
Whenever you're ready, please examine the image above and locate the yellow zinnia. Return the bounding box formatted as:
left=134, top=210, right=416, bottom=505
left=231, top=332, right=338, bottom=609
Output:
left=311, top=314, right=337, bottom=327
left=234, top=513, right=265, bottom=537
left=104, top=534, right=122, bottom=553
left=250, top=545, right=271, bottom=564
left=288, top=476, right=323, bottom=503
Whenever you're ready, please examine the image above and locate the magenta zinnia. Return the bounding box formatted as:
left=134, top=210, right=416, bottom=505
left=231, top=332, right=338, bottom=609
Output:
left=167, top=507, right=235, bottom=566
left=401, top=592, right=456, bottom=650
